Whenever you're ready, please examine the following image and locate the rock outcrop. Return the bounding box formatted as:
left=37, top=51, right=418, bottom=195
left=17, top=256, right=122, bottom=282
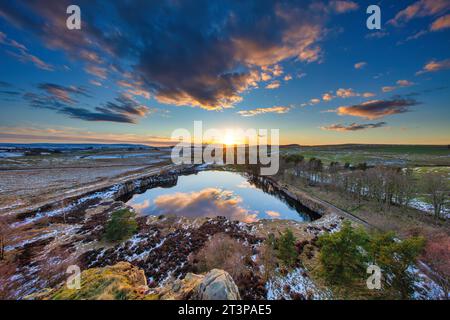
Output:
left=154, top=269, right=240, bottom=300
left=193, top=269, right=241, bottom=300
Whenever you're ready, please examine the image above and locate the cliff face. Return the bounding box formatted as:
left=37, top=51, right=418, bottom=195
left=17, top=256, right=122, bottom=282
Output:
left=35, top=262, right=240, bottom=300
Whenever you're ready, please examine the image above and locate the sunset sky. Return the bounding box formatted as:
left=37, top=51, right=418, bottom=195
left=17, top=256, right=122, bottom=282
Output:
left=0, top=0, right=449, bottom=146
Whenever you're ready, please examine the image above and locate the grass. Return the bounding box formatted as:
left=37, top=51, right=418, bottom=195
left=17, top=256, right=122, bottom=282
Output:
left=281, top=145, right=450, bottom=167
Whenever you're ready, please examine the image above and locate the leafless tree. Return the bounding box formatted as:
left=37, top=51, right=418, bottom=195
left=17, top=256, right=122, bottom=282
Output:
left=423, top=173, right=448, bottom=219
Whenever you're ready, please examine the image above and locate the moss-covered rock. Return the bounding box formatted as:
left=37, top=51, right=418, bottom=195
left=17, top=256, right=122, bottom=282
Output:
left=45, top=262, right=153, bottom=300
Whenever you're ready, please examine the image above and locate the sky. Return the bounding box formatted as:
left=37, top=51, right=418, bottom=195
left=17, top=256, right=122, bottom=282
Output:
left=0, top=0, right=449, bottom=146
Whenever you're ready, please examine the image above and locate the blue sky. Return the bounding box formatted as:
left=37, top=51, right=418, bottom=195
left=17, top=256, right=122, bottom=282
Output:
left=0, top=0, right=449, bottom=145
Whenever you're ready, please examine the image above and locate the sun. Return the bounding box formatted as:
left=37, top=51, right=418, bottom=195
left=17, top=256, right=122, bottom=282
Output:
left=223, top=133, right=235, bottom=146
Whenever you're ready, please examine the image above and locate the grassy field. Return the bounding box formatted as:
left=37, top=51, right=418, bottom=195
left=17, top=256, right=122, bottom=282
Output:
left=280, top=144, right=450, bottom=167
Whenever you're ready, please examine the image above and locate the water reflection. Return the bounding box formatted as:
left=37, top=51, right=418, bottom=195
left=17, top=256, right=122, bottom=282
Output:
left=126, top=170, right=318, bottom=222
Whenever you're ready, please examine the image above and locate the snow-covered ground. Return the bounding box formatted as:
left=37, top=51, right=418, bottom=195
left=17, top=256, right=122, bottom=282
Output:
left=266, top=268, right=332, bottom=300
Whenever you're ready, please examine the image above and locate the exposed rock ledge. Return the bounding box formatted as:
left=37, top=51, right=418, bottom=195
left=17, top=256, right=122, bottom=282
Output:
left=32, top=262, right=240, bottom=300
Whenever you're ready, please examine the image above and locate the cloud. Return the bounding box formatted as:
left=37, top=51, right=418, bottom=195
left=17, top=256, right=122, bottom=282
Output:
left=396, top=80, right=415, bottom=87
left=265, top=81, right=281, bottom=89
left=362, top=92, right=375, bottom=98
left=0, top=1, right=329, bottom=111
left=336, top=88, right=358, bottom=98
left=38, top=83, right=90, bottom=104
left=89, top=80, right=102, bottom=87
left=237, top=106, right=290, bottom=117
left=152, top=188, right=258, bottom=222
left=382, top=80, right=415, bottom=93
left=431, top=14, right=450, bottom=30
left=382, top=86, right=396, bottom=93
left=399, top=13, right=450, bottom=44
left=266, top=210, right=281, bottom=218
left=365, top=31, right=389, bottom=39
left=0, top=126, right=174, bottom=146
left=328, top=1, right=359, bottom=14
left=336, top=98, right=419, bottom=119
left=309, top=98, right=321, bottom=105
left=389, top=0, right=450, bottom=26
left=321, top=88, right=374, bottom=100
left=0, top=31, right=53, bottom=71
left=321, top=122, right=387, bottom=131
left=24, top=83, right=149, bottom=123
left=84, top=65, right=107, bottom=80
left=354, top=61, right=367, bottom=69
left=322, top=93, right=334, bottom=101
left=416, top=58, right=450, bottom=75
left=283, top=74, right=293, bottom=81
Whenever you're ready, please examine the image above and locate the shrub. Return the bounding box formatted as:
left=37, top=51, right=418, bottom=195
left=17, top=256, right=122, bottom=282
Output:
left=104, top=209, right=138, bottom=242
left=191, top=233, right=250, bottom=280
left=317, top=221, right=369, bottom=285
left=275, top=229, right=298, bottom=268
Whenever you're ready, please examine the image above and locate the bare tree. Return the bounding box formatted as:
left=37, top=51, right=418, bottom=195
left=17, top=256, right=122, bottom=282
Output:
left=423, top=173, right=448, bottom=219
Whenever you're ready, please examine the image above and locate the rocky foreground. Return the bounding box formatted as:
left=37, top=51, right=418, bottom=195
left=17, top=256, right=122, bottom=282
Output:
left=1, top=168, right=445, bottom=300
left=1, top=181, right=343, bottom=300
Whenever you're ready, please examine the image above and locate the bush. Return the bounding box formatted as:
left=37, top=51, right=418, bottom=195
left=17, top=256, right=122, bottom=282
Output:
left=191, top=233, right=250, bottom=280
left=104, top=209, right=138, bottom=242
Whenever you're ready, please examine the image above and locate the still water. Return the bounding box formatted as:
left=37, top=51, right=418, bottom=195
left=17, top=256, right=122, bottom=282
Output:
left=126, top=170, right=319, bottom=222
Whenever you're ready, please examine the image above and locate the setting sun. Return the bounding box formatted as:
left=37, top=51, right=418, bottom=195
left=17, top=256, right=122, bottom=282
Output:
left=223, top=133, right=235, bottom=146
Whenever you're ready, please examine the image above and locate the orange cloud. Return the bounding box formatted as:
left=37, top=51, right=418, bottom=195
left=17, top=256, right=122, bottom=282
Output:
left=431, top=14, right=450, bottom=31
left=416, top=58, right=450, bottom=75
left=152, top=188, right=258, bottom=222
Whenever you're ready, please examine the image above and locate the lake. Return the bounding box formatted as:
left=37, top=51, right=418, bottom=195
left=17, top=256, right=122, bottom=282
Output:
left=125, top=170, right=319, bottom=222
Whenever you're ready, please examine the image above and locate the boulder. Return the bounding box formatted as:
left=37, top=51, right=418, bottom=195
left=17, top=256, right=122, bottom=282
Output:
left=193, top=269, right=241, bottom=300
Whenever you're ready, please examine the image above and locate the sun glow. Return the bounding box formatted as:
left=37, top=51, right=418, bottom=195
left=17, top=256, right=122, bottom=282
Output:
left=223, top=133, right=236, bottom=146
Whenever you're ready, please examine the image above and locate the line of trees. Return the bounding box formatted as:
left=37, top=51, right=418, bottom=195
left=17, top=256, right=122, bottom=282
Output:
left=282, top=155, right=448, bottom=218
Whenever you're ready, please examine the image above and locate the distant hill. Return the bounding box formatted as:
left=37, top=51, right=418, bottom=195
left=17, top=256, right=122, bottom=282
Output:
left=0, top=143, right=154, bottom=150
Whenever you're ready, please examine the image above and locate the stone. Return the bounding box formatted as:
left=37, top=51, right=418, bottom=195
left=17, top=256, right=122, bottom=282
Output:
left=193, top=269, right=241, bottom=300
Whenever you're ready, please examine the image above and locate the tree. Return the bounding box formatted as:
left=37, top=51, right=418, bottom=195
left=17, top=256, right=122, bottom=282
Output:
left=104, top=209, right=138, bottom=242
left=367, top=232, right=425, bottom=299
left=422, top=173, right=447, bottom=219
left=317, top=221, right=369, bottom=285
left=275, top=229, right=297, bottom=268
left=284, top=154, right=304, bottom=176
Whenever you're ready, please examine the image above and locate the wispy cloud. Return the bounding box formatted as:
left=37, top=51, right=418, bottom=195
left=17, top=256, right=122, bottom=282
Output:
left=321, top=122, right=387, bottom=132
left=0, top=31, right=53, bottom=71
left=382, top=80, right=415, bottom=92
left=265, top=81, right=281, bottom=90
left=416, top=58, right=450, bottom=75
left=430, top=14, right=450, bottom=30
left=24, top=83, right=150, bottom=124
left=0, top=126, right=174, bottom=146
left=237, top=106, right=290, bottom=117
left=389, top=0, right=450, bottom=26
left=354, top=61, right=367, bottom=69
